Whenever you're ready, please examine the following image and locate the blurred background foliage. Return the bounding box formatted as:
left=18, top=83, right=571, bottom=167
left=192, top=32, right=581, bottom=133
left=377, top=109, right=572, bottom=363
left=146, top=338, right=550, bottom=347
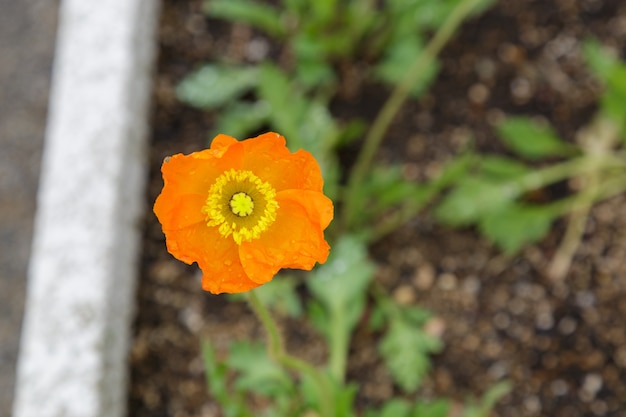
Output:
left=170, top=0, right=626, bottom=415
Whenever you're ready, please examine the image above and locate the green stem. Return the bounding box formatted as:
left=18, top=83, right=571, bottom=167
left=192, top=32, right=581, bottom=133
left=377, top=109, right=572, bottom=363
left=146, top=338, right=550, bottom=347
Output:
left=342, top=0, right=485, bottom=229
left=246, top=290, right=335, bottom=417
left=545, top=172, right=626, bottom=217
left=508, top=153, right=626, bottom=197
left=370, top=153, right=626, bottom=241
left=328, top=309, right=349, bottom=383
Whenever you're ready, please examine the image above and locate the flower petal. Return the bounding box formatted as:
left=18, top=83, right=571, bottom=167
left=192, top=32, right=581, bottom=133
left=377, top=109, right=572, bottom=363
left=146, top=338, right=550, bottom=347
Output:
left=154, top=193, right=206, bottom=230
left=163, top=221, right=259, bottom=294
left=210, top=133, right=238, bottom=155
left=154, top=142, right=246, bottom=230
left=239, top=189, right=333, bottom=284
left=241, top=132, right=325, bottom=192
left=159, top=142, right=245, bottom=194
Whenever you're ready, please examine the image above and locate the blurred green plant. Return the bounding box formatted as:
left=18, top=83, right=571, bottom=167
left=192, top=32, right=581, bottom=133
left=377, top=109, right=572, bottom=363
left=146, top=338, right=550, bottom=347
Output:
left=203, top=235, right=511, bottom=417
left=432, top=40, right=626, bottom=277
left=178, top=0, right=495, bottom=202
left=174, top=0, right=520, bottom=415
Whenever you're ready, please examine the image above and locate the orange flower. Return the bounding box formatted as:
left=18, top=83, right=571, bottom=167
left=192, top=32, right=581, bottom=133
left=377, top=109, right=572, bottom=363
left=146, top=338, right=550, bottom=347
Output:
left=154, top=132, right=334, bottom=294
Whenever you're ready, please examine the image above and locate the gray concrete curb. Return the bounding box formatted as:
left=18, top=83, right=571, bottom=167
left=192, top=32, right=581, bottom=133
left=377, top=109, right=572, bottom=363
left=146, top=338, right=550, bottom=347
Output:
left=13, top=1, right=160, bottom=416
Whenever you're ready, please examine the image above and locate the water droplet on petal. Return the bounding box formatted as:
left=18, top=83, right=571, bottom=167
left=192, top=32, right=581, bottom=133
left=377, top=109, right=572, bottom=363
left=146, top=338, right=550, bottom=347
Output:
left=224, top=259, right=232, bottom=266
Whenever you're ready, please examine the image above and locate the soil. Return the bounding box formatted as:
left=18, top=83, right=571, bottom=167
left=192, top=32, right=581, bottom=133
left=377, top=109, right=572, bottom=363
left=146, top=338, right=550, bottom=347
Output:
left=128, top=1, right=626, bottom=416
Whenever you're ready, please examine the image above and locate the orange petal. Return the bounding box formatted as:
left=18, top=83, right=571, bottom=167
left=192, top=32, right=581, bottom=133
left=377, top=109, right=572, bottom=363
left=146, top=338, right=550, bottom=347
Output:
left=239, top=190, right=333, bottom=284
left=163, top=221, right=259, bottom=294
left=154, top=143, right=246, bottom=230
left=241, top=132, right=325, bottom=192
left=160, top=142, right=244, bottom=194
left=210, top=133, right=239, bottom=155
left=154, top=192, right=206, bottom=231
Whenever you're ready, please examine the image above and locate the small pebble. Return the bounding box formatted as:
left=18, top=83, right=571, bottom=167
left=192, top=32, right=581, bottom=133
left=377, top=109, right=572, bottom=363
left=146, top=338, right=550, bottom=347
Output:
left=437, top=273, right=458, bottom=291
left=413, top=263, right=435, bottom=290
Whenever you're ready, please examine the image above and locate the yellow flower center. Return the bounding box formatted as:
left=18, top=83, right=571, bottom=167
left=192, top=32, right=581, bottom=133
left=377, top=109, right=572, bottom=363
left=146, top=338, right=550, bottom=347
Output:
left=202, top=169, right=279, bottom=244
left=229, top=192, right=254, bottom=217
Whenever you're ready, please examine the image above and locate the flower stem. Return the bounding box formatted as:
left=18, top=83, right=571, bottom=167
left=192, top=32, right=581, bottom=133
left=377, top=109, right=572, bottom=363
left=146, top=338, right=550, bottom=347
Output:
left=328, top=308, right=349, bottom=383
left=246, top=290, right=335, bottom=417
left=342, top=0, right=486, bottom=229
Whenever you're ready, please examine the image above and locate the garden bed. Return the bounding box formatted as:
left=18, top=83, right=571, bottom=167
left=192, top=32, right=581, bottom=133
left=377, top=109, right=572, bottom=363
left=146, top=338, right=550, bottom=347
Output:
left=128, top=1, right=626, bottom=416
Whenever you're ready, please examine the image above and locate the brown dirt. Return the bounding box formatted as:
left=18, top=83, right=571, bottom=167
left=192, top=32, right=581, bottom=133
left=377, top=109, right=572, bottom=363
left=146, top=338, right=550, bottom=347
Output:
left=128, top=1, right=626, bottom=416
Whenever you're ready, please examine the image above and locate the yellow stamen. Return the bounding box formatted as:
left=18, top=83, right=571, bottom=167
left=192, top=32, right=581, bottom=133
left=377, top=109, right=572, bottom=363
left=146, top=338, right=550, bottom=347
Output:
left=202, top=169, right=279, bottom=244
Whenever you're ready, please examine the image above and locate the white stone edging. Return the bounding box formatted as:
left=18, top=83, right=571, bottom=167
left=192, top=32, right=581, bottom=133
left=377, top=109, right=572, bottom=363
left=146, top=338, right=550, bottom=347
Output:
left=13, top=1, right=160, bottom=416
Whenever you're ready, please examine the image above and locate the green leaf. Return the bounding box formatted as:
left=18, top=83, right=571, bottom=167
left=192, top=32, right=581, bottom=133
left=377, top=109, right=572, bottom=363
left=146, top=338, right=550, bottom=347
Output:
left=478, top=155, right=531, bottom=180
left=375, top=37, right=439, bottom=97
left=462, top=381, right=512, bottom=417
left=201, top=340, right=253, bottom=417
left=360, top=165, right=420, bottom=209
left=401, top=306, right=433, bottom=326
left=429, top=152, right=475, bottom=190
left=379, top=399, right=412, bottom=417
left=251, top=274, right=303, bottom=318
left=434, top=177, right=518, bottom=226
left=411, top=399, right=450, bottom=417
left=204, top=0, right=285, bottom=38
left=176, top=64, right=257, bottom=109
left=581, top=39, right=626, bottom=138
left=256, top=63, right=306, bottom=146
left=478, top=204, right=556, bottom=254
left=307, top=235, right=374, bottom=381
left=210, top=101, right=270, bottom=142
left=255, top=64, right=340, bottom=197
left=295, top=58, right=336, bottom=89
left=379, top=316, right=443, bottom=392
left=201, top=340, right=228, bottom=401
left=602, top=65, right=626, bottom=124
left=307, top=235, right=375, bottom=321
left=226, top=341, right=293, bottom=397
left=582, top=38, right=619, bottom=83
left=336, top=119, right=367, bottom=146
left=497, top=117, right=573, bottom=160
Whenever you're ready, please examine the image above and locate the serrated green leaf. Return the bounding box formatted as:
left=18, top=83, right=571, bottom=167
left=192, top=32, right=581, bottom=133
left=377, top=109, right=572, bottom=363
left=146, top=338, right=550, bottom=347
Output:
left=478, top=204, right=556, bottom=254
left=176, top=64, right=257, bottom=109
left=227, top=341, right=292, bottom=397
left=204, top=0, right=285, bottom=38
left=379, top=317, right=443, bottom=392
left=497, top=117, right=573, bottom=160
left=435, top=177, right=517, bottom=226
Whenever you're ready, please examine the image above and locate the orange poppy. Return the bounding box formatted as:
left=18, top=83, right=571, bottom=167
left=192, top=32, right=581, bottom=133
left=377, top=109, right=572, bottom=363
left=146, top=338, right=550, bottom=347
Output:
left=154, top=132, right=334, bottom=294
